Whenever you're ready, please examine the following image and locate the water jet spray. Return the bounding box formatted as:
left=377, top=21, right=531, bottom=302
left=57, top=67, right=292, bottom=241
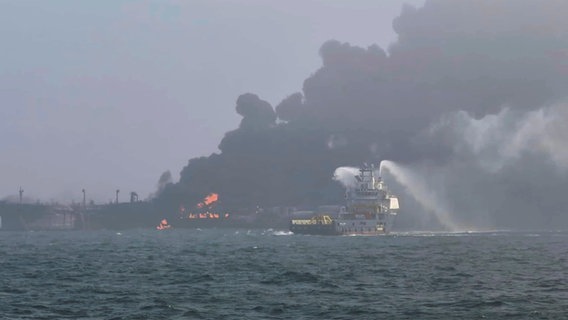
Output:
left=379, top=160, right=462, bottom=231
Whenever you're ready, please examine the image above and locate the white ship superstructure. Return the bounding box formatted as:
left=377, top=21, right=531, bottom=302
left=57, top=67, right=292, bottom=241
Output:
left=335, top=164, right=399, bottom=235
left=290, top=163, right=399, bottom=235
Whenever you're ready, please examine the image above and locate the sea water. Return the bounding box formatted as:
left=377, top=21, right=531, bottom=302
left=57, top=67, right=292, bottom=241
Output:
left=1, top=229, right=567, bottom=319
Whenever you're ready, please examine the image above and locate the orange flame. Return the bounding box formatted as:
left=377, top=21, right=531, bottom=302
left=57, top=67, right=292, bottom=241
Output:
left=197, top=193, right=219, bottom=208
left=156, top=218, right=171, bottom=230
left=183, top=193, right=228, bottom=221
left=186, top=212, right=229, bottom=219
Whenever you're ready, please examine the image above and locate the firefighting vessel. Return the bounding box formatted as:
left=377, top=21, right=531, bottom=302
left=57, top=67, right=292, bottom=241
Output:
left=290, top=164, right=399, bottom=235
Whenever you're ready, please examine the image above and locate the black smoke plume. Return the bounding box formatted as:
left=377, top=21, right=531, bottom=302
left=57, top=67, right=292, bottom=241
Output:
left=160, top=0, right=568, bottom=229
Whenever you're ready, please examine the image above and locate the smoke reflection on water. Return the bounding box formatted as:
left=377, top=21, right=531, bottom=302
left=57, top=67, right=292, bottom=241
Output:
left=379, top=160, right=463, bottom=231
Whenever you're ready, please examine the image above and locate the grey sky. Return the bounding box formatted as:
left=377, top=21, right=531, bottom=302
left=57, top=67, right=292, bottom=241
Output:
left=0, top=0, right=424, bottom=203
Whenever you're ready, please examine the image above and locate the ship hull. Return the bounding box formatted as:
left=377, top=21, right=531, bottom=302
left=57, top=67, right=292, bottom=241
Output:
left=335, top=214, right=395, bottom=235
left=290, top=214, right=395, bottom=236
left=289, top=223, right=339, bottom=235
left=0, top=203, right=82, bottom=231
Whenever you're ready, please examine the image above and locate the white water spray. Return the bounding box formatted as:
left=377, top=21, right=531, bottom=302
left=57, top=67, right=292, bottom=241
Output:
left=333, top=166, right=360, bottom=188
left=379, top=160, right=462, bottom=231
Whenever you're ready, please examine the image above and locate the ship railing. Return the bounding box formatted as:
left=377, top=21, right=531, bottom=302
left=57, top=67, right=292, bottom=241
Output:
left=290, top=215, right=334, bottom=225
left=291, top=219, right=318, bottom=225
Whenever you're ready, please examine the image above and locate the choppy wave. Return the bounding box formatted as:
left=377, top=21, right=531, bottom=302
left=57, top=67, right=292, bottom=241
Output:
left=1, top=229, right=567, bottom=319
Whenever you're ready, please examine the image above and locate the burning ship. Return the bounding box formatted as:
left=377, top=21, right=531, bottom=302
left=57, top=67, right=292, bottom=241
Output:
left=290, top=164, right=399, bottom=235
left=165, top=193, right=234, bottom=229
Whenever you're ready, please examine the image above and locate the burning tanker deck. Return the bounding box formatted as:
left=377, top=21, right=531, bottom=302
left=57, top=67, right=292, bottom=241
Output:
left=162, top=193, right=233, bottom=229
left=85, top=193, right=233, bottom=230
left=156, top=192, right=292, bottom=230
left=1, top=192, right=291, bottom=231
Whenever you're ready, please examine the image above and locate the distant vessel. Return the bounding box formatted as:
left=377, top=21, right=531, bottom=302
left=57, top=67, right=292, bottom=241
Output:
left=0, top=202, right=80, bottom=231
left=290, top=164, right=399, bottom=235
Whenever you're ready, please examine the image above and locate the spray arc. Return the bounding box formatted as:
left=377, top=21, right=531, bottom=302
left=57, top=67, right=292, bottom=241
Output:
left=379, top=160, right=462, bottom=231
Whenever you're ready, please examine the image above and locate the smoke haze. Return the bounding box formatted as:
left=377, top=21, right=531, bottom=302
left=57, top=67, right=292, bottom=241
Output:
left=161, top=0, right=568, bottom=230
left=1, top=0, right=423, bottom=202
left=3, top=0, right=567, bottom=230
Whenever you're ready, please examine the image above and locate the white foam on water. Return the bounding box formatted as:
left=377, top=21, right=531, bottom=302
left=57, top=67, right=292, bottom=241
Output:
left=272, top=230, right=293, bottom=236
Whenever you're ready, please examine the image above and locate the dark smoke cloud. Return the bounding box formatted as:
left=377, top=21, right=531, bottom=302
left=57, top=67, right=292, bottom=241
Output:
left=147, top=170, right=173, bottom=200
left=156, top=170, right=172, bottom=193
left=390, top=0, right=568, bottom=115
left=275, top=92, right=303, bottom=123
left=412, top=102, right=568, bottom=229
left=162, top=0, right=568, bottom=229
left=235, top=93, right=276, bottom=130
